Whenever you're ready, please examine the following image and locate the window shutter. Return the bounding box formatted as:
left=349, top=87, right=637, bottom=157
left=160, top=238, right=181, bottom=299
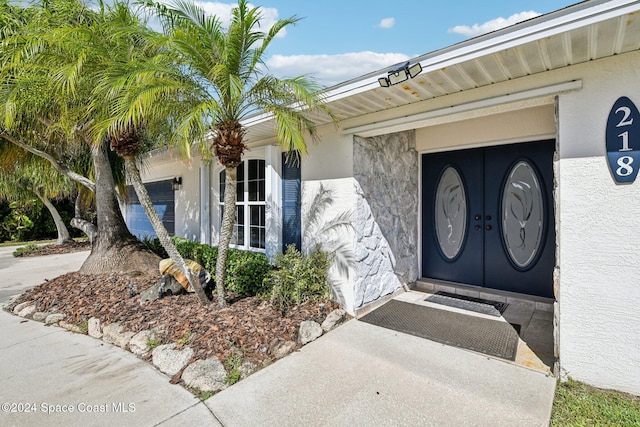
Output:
left=282, top=153, right=301, bottom=251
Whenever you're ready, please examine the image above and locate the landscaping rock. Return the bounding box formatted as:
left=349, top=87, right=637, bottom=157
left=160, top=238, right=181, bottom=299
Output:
left=102, top=322, right=135, bottom=349
left=321, top=309, right=347, bottom=331
left=152, top=343, right=194, bottom=376
left=13, top=301, right=30, bottom=315
left=59, top=320, right=83, bottom=333
left=139, top=282, right=162, bottom=303
left=239, top=361, right=258, bottom=379
left=87, top=317, right=102, bottom=339
left=129, top=329, right=158, bottom=356
left=299, top=320, right=322, bottom=345
left=32, top=312, right=50, bottom=322
left=45, top=313, right=65, bottom=325
left=181, top=357, right=227, bottom=392
left=271, top=340, right=297, bottom=359
left=18, top=305, right=37, bottom=318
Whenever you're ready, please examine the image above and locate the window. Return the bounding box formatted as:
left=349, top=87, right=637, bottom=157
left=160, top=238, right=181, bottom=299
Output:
left=219, top=159, right=266, bottom=250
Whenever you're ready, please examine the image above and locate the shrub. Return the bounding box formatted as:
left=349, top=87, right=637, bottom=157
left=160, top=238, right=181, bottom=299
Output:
left=226, top=249, right=271, bottom=295
left=143, top=237, right=270, bottom=297
left=13, top=242, right=40, bottom=257
left=265, top=245, right=332, bottom=314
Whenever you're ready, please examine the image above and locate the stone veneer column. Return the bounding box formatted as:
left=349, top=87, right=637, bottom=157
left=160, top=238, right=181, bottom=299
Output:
left=353, top=130, right=419, bottom=308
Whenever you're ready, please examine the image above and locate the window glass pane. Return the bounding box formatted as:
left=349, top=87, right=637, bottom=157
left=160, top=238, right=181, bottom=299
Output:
left=237, top=163, right=244, bottom=202
left=236, top=205, right=244, bottom=225
left=250, top=205, right=260, bottom=226
left=219, top=171, right=225, bottom=199
left=435, top=167, right=467, bottom=260
left=250, top=226, right=265, bottom=249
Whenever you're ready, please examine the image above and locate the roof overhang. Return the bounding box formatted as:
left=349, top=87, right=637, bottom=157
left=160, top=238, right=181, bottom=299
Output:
left=243, top=0, right=640, bottom=144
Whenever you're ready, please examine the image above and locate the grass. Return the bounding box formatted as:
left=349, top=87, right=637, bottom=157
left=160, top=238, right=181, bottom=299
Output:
left=551, top=378, right=640, bottom=426
left=0, top=239, right=56, bottom=248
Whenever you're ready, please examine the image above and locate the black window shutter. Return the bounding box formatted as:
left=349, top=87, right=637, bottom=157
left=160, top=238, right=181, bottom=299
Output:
left=282, top=153, right=301, bottom=252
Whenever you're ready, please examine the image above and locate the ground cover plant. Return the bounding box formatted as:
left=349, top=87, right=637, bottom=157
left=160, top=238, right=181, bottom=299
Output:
left=551, top=378, right=640, bottom=426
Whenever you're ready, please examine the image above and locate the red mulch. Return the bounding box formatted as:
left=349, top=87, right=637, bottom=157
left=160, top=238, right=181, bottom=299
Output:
left=6, top=270, right=339, bottom=367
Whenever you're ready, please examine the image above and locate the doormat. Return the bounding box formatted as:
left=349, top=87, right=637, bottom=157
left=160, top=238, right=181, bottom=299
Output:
left=425, top=291, right=508, bottom=317
left=359, top=300, right=519, bottom=361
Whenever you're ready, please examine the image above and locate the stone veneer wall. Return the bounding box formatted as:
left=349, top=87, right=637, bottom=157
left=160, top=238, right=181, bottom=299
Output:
left=353, top=131, right=419, bottom=308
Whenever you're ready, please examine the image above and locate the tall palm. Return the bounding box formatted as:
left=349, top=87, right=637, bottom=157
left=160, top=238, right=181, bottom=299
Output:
left=85, top=2, right=211, bottom=303
left=0, top=0, right=161, bottom=275
left=146, top=0, right=332, bottom=307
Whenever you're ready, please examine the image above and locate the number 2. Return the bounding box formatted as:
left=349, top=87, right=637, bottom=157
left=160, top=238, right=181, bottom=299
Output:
left=616, top=106, right=634, bottom=127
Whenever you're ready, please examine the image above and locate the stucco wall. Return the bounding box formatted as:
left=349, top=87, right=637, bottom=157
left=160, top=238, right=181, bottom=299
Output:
left=556, top=51, right=640, bottom=395
left=416, top=105, right=556, bottom=151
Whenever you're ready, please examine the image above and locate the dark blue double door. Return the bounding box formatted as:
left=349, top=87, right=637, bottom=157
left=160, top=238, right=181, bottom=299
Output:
left=421, top=140, right=555, bottom=298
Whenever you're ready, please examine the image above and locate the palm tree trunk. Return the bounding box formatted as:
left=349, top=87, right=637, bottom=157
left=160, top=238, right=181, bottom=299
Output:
left=80, top=140, right=160, bottom=275
left=215, top=166, right=237, bottom=308
left=124, top=156, right=210, bottom=305
left=32, top=189, right=73, bottom=245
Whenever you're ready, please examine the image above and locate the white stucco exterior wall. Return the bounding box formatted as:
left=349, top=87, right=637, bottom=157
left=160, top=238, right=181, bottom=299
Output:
left=557, top=51, right=640, bottom=395
left=301, top=131, right=356, bottom=313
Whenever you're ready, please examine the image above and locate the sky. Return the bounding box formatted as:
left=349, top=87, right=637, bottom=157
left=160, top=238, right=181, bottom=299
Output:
left=158, top=0, right=582, bottom=87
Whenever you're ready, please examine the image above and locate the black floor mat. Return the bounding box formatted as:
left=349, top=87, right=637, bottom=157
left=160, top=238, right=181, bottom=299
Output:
left=360, top=300, right=519, bottom=361
left=425, top=291, right=509, bottom=317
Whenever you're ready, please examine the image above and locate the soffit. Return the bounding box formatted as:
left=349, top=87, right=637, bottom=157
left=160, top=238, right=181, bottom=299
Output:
left=243, top=0, right=640, bottom=145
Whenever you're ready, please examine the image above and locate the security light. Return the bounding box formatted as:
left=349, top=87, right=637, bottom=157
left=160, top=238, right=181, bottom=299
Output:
left=172, top=176, right=182, bottom=191
left=378, top=61, right=423, bottom=87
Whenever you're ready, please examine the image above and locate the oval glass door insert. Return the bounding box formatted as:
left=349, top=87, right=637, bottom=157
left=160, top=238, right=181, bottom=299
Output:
left=502, top=161, right=544, bottom=268
left=435, top=167, right=467, bottom=259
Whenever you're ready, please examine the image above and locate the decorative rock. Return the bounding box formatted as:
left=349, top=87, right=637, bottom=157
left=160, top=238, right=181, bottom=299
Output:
left=321, top=309, right=347, bottom=332
left=298, top=320, right=323, bottom=345
left=59, top=320, right=83, bottom=333
left=152, top=343, right=194, bottom=376
left=239, top=361, right=258, bottom=379
left=88, top=317, right=103, bottom=339
left=271, top=340, right=297, bottom=359
left=129, top=330, right=157, bottom=356
left=102, top=323, right=135, bottom=349
left=139, top=282, right=162, bottom=303
left=13, top=301, right=30, bottom=315
left=45, top=313, right=66, bottom=325
left=18, top=305, right=37, bottom=318
left=181, top=358, right=227, bottom=392
left=32, top=312, right=50, bottom=322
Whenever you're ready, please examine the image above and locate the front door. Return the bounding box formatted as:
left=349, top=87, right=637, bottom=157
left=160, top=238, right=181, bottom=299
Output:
left=421, top=140, right=555, bottom=298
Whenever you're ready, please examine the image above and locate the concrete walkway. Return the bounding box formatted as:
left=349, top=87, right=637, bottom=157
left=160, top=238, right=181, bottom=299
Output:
left=0, top=245, right=556, bottom=426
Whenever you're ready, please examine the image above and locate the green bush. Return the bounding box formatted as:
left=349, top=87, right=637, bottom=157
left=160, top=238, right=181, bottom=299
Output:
left=13, top=242, right=40, bottom=257
left=226, top=249, right=272, bottom=295
left=143, top=237, right=270, bottom=296
left=264, top=245, right=332, bottom=314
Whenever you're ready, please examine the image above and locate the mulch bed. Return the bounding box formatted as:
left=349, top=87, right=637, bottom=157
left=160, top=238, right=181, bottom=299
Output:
left=6, top=270, right=339, bottom=367
left=15, top=241, right=92, bottom=257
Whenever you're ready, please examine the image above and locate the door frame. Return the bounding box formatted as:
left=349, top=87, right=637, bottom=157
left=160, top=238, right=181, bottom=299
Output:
left=417, top=139, right=558, bottom=298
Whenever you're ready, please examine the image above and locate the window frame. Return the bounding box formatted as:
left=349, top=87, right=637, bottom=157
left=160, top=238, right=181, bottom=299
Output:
left=218, top=158, right=267, bottom=252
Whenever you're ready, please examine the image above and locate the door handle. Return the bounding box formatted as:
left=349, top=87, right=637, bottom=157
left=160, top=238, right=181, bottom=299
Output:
left=486, top=215, right=492, bottom=221
left=485, top=225, right=492, bottom=231
left=475, top=214, right=481, bottom=221
left=475, top=225, right=481, bottom=231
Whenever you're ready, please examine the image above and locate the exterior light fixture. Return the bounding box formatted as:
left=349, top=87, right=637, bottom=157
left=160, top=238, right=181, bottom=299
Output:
left=378, top=61, right=423, bottom=87
left=172, top=176, right=182, bottom=191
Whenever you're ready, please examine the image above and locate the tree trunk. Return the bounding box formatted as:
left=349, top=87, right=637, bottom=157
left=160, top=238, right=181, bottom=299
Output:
left=70, top=190, right=97, bottom=243
left=124, top=156, right=210, bottom=305
left=79, top=140, right=160, bottom=275
left=215, top=166, right=237, bottom=308
left=32, top=189, right=73, bottom=245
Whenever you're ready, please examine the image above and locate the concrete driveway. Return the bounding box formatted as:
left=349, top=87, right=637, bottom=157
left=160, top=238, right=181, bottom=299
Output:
left=0, top=245, right=556, bottom=426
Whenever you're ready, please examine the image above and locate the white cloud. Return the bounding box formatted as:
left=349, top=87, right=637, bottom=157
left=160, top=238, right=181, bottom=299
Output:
left=448, top=11, right=540, bottom=37
left=266, top=52, right=410, bottom=87
left=376, top=17, right=395, bottom=29
left=154, top=1, right=286, bottom=37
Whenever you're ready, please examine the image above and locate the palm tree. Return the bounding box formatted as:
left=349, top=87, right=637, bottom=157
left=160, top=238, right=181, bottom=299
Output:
left=145, top=0, right=332, bottom=307
left=0, top=0, right=161, bottom=275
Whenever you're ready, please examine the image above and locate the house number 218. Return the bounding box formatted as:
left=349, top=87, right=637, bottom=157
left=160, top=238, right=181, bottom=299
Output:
left=606, top=97, right=640, bottom=183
